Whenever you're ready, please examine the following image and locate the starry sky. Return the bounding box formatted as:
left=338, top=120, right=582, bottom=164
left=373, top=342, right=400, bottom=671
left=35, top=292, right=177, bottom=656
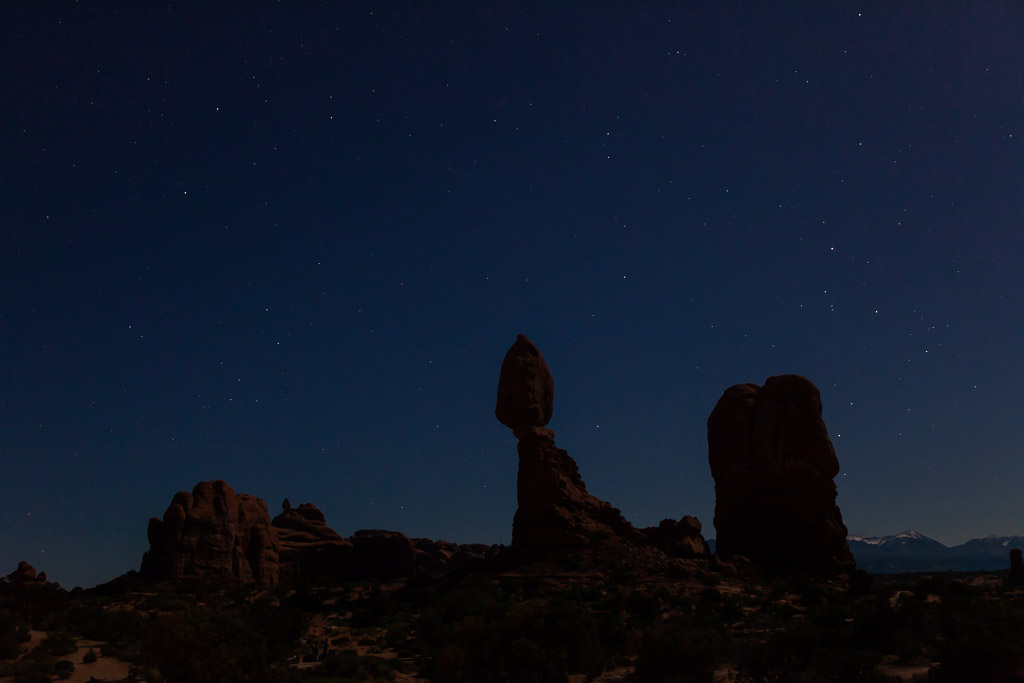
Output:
left=3, top=4, right=1023, bottom=589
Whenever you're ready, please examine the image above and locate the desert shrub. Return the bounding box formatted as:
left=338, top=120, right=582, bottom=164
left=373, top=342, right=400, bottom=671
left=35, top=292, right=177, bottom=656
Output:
left=932, top=594, right=1024, bottom=681
left=314, top=650, right=396, bottom=681
left=850, top=599, right=899, bottom=652
left=289, top=583, right=329, bottom=611
left=3, top=649, right=56, bottom=681
left=626, top=591, right=660, bottom=622
left=735, top=623, right=819, bottom=683
left=596, top=611, right=628, bottom=656
left=11, top=666, right=54, bottom=683
left=54, top=659, right=75, bottom=679
left=634, top=619, right=726, bottom=683
left=349, top=607, right=383, bottom=629
left=415, top=596, right=603, bottom=682
left=384, top=621, right=413, bottom=654
left=140, top=600, right=306, bottom=682
left=63, top=600, right=145, bottom=660
left=913, top=575, right=945, bottom=596
left=431, top=645, right=469, bottom=683
left=794, top=578, right=823, bottom=608
left=0, top=613, right=30, bottom=659
left=694, top=589, right=742, bottom=625
left=83, top=647, right=97, bottom=663
left=803, top=646, right=883, bottom=683
left=848, top=569, right=874, bottom=597
left=40, top=630, right=77, bottom=657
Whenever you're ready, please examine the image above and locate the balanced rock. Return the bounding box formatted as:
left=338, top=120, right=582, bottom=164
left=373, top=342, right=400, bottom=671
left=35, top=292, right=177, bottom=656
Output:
left=497, top=335, right=666, bottom=554
left=272, top=502, right=352, bottom=582
left=708, top=375, right=854, bottom=575
left=496, top=334, right=554, bottom=430
left=141, top=480, right=281, bottom=584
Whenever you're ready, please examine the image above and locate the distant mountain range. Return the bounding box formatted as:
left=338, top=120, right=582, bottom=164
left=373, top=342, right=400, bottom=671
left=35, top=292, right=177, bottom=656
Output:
left=847, top=530, right=1024, bottom=573
left=707, top=531, right=1024, bottom=573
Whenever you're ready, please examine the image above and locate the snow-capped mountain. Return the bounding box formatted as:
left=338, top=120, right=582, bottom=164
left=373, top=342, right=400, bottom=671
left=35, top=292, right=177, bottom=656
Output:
left=847, top=530, right=1024, bottom=573
left=705, top=531, right=1024, bottom=573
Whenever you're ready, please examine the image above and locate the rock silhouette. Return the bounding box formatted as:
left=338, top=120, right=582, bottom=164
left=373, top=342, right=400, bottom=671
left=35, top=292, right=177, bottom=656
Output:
left=497, top=334, right=707, bottom=557
left=1009, top=548, right=1024, bottom=584
left=140, top=480, right=281, bottom=584
left=708, top=375, right=854, bottom=576
left=6, top=561, right=47, bottom=584
left=496, top=334, right=554, bottom=430
left=511, top=425, right=640, bottom=552
left=642, top=516, right=710, bottom=558
left=142, top=483, right=496, bottom=584
left=272, top=501, right=352, bottom=582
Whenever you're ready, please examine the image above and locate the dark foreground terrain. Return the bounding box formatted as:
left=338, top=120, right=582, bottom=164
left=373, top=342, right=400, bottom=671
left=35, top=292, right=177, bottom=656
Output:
left=3, top=549, right=1024, bottom=683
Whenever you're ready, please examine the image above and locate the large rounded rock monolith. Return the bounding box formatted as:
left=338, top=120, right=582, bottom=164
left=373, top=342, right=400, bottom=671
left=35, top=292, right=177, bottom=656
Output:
left=708, top=375, right=855, bottom=576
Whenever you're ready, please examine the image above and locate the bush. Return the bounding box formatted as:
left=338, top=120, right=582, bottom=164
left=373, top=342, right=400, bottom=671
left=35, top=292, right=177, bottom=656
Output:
left=40, top=631, right=77, bottom=657
left=635, top=620, right=726, bottom=683
left=414, top=596, right=604, bottom=682
left=54, top=659, right=75, bottom=679
left=315, top=650, right=395, bottom=680
left=848, top=569, right=873, bottom=597
left=83, top=647, right=97, bottom=663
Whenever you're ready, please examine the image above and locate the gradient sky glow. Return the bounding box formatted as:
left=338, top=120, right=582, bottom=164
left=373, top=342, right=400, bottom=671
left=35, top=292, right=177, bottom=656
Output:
left=3, top=4, right=1024, bottom=588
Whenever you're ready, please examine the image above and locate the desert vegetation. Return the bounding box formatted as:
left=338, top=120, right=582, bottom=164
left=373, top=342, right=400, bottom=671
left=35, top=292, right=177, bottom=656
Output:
left=4, top=555, right=1024, bottom=682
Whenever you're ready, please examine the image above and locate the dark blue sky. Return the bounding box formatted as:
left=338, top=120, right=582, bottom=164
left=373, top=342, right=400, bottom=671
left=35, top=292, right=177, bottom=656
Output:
left=3, top=3, right=1023, bottom=588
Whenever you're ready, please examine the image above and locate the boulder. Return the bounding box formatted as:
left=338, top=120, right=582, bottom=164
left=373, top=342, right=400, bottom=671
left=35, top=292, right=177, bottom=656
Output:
left=140, top=480, right=281, bottom=584
left=496, top=334, right=554, bottom=430
left=708, top=375, right=854, bottom=575
left=642, top=515, right=710, bottom=558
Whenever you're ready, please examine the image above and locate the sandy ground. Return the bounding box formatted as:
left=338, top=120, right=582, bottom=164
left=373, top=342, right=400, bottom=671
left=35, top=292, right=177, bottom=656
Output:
left=877, top=662, right=934, bottom=680
left=0, top=632, right=133, bottom=683
left=62, top=640, right=133, bottom=683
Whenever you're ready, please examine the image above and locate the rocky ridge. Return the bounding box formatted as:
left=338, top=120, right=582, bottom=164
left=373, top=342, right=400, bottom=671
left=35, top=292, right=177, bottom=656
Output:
left=140, top=482, right=496, bottom=584
left=138, top=337, right=861, bottom=586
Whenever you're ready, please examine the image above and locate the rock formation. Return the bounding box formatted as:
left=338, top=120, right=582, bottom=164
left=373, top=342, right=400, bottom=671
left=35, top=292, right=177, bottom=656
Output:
left=1009, top=548, right=1024, bottom=584
left=141, top=482, right=496, bottom=584
left=708, top=375, right=855, bottom=576
left=496, top=333, right=554, bottom=430
left=497, top=334, right=706, bottom=557
left=5, top=561, right=47, bottom=584
left=272, top=501, right=352, bottom=582
left=140, top=480, right=281, bottom=584
left=642, top=516, right=710, bottom=558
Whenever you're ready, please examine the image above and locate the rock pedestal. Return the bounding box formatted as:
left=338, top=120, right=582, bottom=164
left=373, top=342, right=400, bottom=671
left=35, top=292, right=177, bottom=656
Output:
left=511, top=425, right=637, bottom=552
left=497, top=334, right=703, bottom=556
left=708, top=375, right=854, bottom=575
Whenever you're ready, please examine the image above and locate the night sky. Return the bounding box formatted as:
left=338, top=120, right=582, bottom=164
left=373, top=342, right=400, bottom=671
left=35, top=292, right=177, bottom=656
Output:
left=4, top=4, right=1023, bottom=589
